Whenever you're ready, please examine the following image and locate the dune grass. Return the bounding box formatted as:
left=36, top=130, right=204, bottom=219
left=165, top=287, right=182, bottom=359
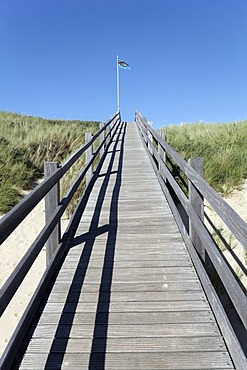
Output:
left=1, top=112, right=246, bottom=214
left=0, top=111, right=99, bottom=214
left=163, top=120, right=247, bottom=194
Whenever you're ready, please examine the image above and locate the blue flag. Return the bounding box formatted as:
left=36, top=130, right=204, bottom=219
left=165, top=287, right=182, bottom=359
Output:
left=118, top=58, right=131, bottom=70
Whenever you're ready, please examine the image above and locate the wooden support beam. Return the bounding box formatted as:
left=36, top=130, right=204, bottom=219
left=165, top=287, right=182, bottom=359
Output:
left=85, top=132, right=93, bottom=187
left=44, top=162, right=60, bottom=266
left=100, top=122, right=105, bottom=159
left=158, top=130, right=166, bottom=181
left=188, top=157, right=204, bottom=261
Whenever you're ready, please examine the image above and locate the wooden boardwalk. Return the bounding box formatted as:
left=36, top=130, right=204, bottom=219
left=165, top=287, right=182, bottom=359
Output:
left=15, top=122, right=234, bottom=369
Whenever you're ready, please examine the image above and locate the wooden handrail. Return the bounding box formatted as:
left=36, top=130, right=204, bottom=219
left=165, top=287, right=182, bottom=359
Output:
left=0, top=112, right=120, bottom=244
left=0, top=119, right=124, bottom=370
left=136, top=111, right=247, bottom=369
left=0, top=111, right=121, bottom=317
left=136, top=112, right=247, bottom=250
left=142, top=139, right=247, bottom=370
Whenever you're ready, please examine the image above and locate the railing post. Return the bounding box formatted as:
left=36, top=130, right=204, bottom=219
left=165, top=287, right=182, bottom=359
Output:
left=147, top=121, right=153, bottom=155
left=105, top=120, right=111, bottom=147
left=158, top=130, right=166, bottom=181
left=188, top=157, right=205, bottom=261
left=141, top=116, right=148, bottom=148
left=100, top=122, right=105, bottom=159
left=44, top=162, right=60, bottom=266
left=86, top=132, right=93, bottom=186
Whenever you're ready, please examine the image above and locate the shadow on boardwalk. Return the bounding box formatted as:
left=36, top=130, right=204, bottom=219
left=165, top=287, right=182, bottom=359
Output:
left=44, top=122, right=126, bottom=369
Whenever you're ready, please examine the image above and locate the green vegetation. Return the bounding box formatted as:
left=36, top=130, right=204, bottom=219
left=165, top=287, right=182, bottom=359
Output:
left=0, top=111, right=99, bottom=214
left=163, top=120, right=247, bottom=194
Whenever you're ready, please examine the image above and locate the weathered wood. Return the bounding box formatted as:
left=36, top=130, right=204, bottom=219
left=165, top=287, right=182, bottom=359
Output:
left=52, top=280, right=201, bottom=292
left=136, top=112, right=247, bottom=250
left=158, top=129, right=166, bottom=180
left=0, top=113, right=121, bottom=370
left=25, top=336, right=227, bottom=352
left=105, top=119, right=111, bottom=147
left=37, top=310, right=215, bottom=326
left=31, top=322, right=219, bottom=339
left=85, top=132, right=93, bottom=187
left=13, top=122, right=234, bottom=370
left=188, top=157, right=204, bottom=260
left=137, top=113, right=247, bottom=369
left=156, top=172, right=247, bottom=370
left=0, top=168, right=63, bottom=244
left=141, top=124, right=247, bottom=331
left=44, top=161, right=61, bottom=265
left=0, top=112, right=121, bottom=246
left=18, top=352, right=234, bottom=369
left=61, top=112, right=120, bottom=173
left=99, top=122, right=105, bottom=158
left=47, top=291, right=205, bottom=303
left=43, top=300, right=210, bottom=313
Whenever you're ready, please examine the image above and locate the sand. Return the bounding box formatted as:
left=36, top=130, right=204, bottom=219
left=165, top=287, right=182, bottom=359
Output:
left=0, top=197, right=69, bottom=357
left=0, top=181, right=246, bottom=357
left=205, top=179, right=247, bottom=288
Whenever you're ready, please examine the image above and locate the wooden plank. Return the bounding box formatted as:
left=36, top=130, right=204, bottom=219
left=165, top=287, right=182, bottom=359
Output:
left=43, top=300, right=209, bottom=313
left=44, top=161, right=61, bottom=265
left=18, top=352, right=234, bottom=369
left=52, top=281, right=201, bottom=292
left=47, top=291, right=205, bottom=303
left=61, top=258, right=193, bottom=269
left=31, top=322, right=220, bottom=339
left=55, top=266, right=197, bottom=277
left=188, top=157, right=204, bottom=260
left=85, top=132, right=93, bottom=186
left=37, top=310, right=215, bottom=326
left=25, top=336, right=226, bottom=352
left=54, top=272, right=198, bottom=284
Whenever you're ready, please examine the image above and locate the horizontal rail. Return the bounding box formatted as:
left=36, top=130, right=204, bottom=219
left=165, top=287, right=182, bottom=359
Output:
left=0, top=112, right=120, bottom=245
left=136, top=111, right=247, bottom=369
left=142, top=140, right=247, bottom=370
left=0, top=119, right=124, bottom=370
left=0, top=112, right=121, bottom=317
left=146, top=134, right=247, bottom=328
left=136, top=112, right=247, bottom=250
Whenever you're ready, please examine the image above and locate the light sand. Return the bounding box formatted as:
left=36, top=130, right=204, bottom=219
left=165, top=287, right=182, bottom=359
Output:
left=0, top=181, right=246, bottom=357
left=205, top=179, right=247, bottom=288
left=0, top=197, right=69, bottom=356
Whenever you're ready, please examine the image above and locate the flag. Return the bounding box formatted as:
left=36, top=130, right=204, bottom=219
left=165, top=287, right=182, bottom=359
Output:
left=118, top=58, right=131, bottom=70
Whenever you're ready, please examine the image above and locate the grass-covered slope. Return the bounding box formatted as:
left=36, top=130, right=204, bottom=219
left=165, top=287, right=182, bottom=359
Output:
left=163, top=120, right=247, bottom=194
left=0, top=111, right=99, bottom=213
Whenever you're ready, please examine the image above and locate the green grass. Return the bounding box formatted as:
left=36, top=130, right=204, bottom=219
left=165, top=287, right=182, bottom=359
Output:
left=0, top=111, right=100, bottom=214
left=162, top=120, right=247, bottom=194
left=2, top=112, right=246, bottom=214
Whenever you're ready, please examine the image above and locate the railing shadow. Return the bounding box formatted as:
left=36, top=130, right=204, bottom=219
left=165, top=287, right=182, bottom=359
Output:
left=44, top=122, right=126, bottom=368
left=88, top=123, right=125, bottom=368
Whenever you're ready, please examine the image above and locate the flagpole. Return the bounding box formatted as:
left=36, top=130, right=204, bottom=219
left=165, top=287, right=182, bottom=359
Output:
left=117, top=55, right=120, bottom=112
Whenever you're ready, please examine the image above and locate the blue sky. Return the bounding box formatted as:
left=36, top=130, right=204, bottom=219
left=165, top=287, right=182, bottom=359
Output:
left=0, top=0, right=247, bottom=128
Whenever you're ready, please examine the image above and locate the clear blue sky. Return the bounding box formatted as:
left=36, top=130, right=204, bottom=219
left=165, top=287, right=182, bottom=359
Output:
left=1, top=0, right=247, bottom=128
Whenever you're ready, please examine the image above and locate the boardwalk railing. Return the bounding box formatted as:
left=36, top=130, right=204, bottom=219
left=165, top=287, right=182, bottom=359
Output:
left=0, top=111, right=121, bottom=367
left=136, top=111, right=247, bottom=369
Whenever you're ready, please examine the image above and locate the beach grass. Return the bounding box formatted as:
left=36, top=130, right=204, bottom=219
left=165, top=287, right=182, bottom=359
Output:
left=162, top=120, right=247, bottom=194
left=0, top=111, right=99, bottom=214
